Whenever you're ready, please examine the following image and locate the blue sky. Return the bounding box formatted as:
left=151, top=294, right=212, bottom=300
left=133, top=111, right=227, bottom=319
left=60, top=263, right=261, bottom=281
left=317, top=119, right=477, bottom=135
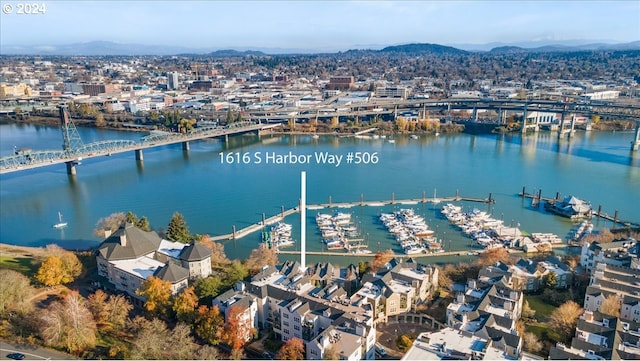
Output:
left=1, top=0, right=638, bottom=51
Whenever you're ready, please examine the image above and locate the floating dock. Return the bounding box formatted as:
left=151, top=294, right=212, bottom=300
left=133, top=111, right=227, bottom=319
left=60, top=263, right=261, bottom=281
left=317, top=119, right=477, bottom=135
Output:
left=519, top=187, right=639, bottom=228
left=210, top=192, right=495, bottom=241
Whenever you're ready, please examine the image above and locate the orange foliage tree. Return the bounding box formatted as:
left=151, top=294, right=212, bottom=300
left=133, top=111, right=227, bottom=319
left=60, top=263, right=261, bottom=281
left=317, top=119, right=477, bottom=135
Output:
left=277, top=337, right=305, bottom=360
left=136, top=276, right=172, bottom=316
left=194, top=305, right=224, bottom=345
left=172, top=286, right=199, bottom=323
left=222, top=304, right=255, bottom=350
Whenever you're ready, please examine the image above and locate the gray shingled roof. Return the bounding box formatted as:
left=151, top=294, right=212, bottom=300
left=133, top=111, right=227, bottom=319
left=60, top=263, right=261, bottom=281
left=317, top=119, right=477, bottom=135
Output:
left=154, top=262, right=189, bottom=283
left=97, top=223, right=162, bottom=261
left=179, top=242, right=211, bottom=261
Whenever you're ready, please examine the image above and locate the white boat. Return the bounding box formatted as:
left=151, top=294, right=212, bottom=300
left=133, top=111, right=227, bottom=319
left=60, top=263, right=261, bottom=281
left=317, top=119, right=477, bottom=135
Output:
left=53, top=212, right=68, bottom=229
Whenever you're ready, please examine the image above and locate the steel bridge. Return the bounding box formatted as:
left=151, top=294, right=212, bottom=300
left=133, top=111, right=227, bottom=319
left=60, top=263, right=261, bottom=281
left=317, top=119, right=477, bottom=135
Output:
left=0, top=105, right=279, bottom=175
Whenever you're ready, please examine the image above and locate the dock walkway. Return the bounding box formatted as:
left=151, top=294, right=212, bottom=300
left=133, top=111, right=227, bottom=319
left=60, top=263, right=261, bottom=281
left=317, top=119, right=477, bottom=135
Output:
left=209, top=193, right=494, bottom=241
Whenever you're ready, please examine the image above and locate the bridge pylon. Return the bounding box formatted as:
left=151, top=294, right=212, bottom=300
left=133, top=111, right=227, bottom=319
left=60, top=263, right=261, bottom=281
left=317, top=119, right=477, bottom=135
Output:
left=59, top=105, right=83, bottom=152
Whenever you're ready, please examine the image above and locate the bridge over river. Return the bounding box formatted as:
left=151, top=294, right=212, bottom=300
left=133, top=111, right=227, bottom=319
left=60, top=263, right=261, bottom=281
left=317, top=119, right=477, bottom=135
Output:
left=0, top=105, right=279, bottom=175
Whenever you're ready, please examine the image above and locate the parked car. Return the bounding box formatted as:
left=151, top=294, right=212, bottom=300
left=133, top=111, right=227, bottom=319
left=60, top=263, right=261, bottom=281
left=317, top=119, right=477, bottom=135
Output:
left=6, top=353, right=25, bottom=360
left=375, top=343, right=387, bottom=357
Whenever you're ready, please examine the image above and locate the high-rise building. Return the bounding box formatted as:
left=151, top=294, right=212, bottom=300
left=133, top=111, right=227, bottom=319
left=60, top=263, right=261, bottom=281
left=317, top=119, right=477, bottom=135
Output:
left=167, top=72, right=179, bottom=90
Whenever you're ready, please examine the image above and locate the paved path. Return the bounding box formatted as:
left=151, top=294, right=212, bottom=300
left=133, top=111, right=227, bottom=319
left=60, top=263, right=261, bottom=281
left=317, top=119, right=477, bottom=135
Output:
left=1, top=341, right=75, bottom=360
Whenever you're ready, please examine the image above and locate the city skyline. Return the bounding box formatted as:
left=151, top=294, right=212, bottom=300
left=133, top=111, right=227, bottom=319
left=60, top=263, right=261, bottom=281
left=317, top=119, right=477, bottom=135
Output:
left=1, top=0, right=639, bottom=53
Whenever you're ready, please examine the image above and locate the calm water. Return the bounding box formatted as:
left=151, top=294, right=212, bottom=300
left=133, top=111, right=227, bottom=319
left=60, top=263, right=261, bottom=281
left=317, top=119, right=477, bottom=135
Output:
left=1, top=123, right=638, bottom=266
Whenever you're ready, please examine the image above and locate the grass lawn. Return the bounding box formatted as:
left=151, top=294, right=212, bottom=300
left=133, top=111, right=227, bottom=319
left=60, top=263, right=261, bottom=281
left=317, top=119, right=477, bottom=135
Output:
left=526, top=323, right=563, bottom=344
left=0, top=255, right=38, bottom=276
left=525, top=294, right=556, bottom=321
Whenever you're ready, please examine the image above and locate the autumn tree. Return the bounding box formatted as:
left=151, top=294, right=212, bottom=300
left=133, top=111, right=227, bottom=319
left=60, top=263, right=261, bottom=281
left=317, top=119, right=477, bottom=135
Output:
left=199, top=235, right=230, bottom=268
left=222, top=304, right=254, bottom=350
left=277, top=337, right=305, bottom=360
left=87, top=290, right=132, bottom=332
left=549, top=300, right=583, bottom=342
left=246, top=243, right=278, bottom=275
left=129, top=316, right=170, bottom=359
left=173, top=286, right=199, bottom=323
left=372, top=249, right=395, bottom=270
left=194, top=305, right=224, bottom=345
left=521, top=300, right=536, bottom=320
left=523, top=332, right=543, bottom=353
left=95, top=112, right=106, bottom=127
left=323, top=345, right=339, bottom=360
left=195, top=345, right=220, bottom=360
left=40, top=291, right=97, bottom=354
left=93, top=212, right=126, bottom=237
left=599, top=294, right=621, bottom=317
left=0, top=269, right=34, bottom=314
left=136, top=276, right=172, bottom=316
left=36, top=256, right=65, bottom=286
left=166, top=212, right=192, bottom=243
left=477, top=247, right=511, bottom=266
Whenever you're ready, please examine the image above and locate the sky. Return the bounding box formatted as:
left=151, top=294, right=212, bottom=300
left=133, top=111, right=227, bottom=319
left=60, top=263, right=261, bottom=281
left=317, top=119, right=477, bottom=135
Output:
left=1, top=0, right=638, bottom=51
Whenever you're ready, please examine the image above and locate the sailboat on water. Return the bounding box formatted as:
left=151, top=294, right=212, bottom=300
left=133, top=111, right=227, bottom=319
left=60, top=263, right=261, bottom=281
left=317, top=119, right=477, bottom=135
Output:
left=53, top=212, right=68, bottom=229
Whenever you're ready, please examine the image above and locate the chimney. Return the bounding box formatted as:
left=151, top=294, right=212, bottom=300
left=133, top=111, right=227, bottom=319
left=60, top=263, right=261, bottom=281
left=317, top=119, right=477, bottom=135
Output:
left=119, top=234, right=127, bottom=247
left=104, top=229, right=112, bottom=238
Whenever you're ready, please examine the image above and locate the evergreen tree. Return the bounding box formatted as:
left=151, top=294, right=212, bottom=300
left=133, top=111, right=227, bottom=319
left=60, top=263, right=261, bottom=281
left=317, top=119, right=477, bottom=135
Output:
left=166, top=212, right=191, bottom=243
left=137, top=216, right=151, bottom=232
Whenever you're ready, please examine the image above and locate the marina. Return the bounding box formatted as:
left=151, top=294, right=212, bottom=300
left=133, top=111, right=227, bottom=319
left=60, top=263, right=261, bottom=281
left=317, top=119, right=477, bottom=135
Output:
left=0, top=126, right=637, bottom=264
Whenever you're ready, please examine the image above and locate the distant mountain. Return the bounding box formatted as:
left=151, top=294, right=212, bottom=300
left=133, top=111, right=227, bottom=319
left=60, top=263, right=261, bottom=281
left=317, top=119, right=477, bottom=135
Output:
left=206, top=49, right=267, bottom=57
left=455, top=39, right=640, bottom=52
left=379, top=43, right=467, bottom=55
left=488, top=46, right=528, bottom=54
left=2, top=39, right=638, bottom=56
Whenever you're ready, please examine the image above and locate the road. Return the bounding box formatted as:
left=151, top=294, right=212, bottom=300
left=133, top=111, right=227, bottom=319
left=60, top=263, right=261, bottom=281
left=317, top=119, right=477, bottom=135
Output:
left=1, top=341, right=74, bottom=360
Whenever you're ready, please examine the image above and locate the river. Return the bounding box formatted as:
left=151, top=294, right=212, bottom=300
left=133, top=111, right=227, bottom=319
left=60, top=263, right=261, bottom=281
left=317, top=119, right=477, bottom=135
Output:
left=1, top=123, right=638, bottom=266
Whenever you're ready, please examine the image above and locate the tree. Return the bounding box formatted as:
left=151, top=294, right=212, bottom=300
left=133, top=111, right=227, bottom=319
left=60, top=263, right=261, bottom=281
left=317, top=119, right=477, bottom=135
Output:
left=477, top=247, right=511, bottom=266
left=36, top=256, right=65, bottom=286
left=195, top=345, right=219, bottom=360
left=172, top=286, right=199, bottom=323
left=166, top=212, right=191, bottom=243
left=40, top=291, right=97, bottom=354
left=0, top=269, right=33, bottom=314
left=194, top=275, right=223, bottom=302
left=277, top=337, right=305, bottom=360
left=521, top=300, right=536, bottom=320
left=93, top=212, right=126, bottom=237
left=599, top=294, right=621, bottom=317
left=136, top=216, right=151, bottom=232
left=199, top=235, right=230, bottom=268
left=87, top=290, right=132, bottom=332
left=136, top=276, right=172, bottom=316
left=125, top=211, right=138, bottom=224
left=169, top=322, right=198, bottom=359
left=523, top=332, right=543, bottom=353
left=549, top=300, right=583, bottom=342
left=129, top=316, right=170, bottom=360
left=95, top=112, right=106, bottom=127
left=543, top=272, right=558, bottom=289
left=222, top=304, right=254, bottom=350
left=372, top=249, right=395, bottom=270
left=221, top=260, right=249, bottom=289
left=246, top=244, right=278, bottom=275
left=194, top=305, right=224, bottom=345
left=323, top=345, right=339, bottom=360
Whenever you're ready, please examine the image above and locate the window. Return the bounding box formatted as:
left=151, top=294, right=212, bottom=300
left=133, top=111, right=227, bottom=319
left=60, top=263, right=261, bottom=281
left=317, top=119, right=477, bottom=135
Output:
left=283, top=313, right=289, bottom=318
left=294, top=317, right=300, bottom=323
left=294, top=325, right=300, bottom=331
left=283, top=321, right=289, bottom=327
left=284, top=329, right=290, bottom=334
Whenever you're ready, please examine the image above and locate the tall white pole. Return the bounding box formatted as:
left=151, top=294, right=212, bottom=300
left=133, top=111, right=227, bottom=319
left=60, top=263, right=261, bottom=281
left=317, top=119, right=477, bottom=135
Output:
left=300, top=171, right=306, bottom=271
